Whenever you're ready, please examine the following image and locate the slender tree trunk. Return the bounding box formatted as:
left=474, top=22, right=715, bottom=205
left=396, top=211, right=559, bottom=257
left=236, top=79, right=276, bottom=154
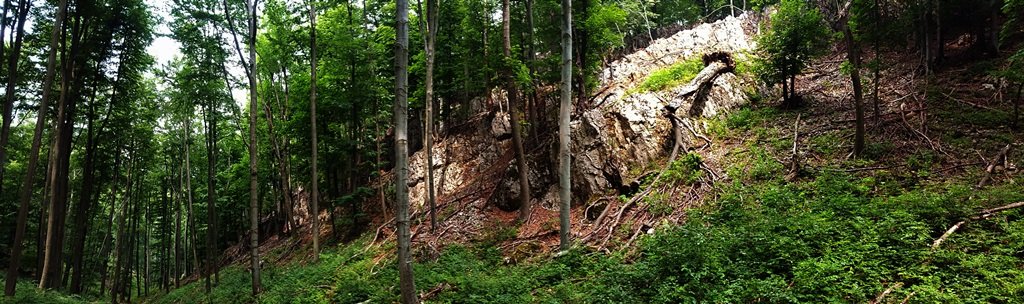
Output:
left=145, top=199, right=151, bottom=296
left=112, top=158, right=135, bottom=301
left=0, top=0, right=30, bottom=192
left=845, top=26, right=866, bottom=157
left=182, top=119, right=200, bottom=277
left=69, top=79, right=99, bottom=294
left=174, top=163, right=183, bottom=288
left=872, top=0, right=881, bottom=123
left=245, top=0, right=262, bottom=295
left=97, top=152, right=121, bottom=297
left=4, top=0, right=67, bottom=296
left=526, top=0, right=540, bottom=142
left=308, top=0, right=321, bottom=262
left=502, top=0, right=532, bottom=222
left=266, top=74, right=297, bottom=233
left=558, top=0, right=573, bottom=251
left=204, top=90, right=219, bottom=292
left=417, top=0, right=439, bottom=232
left=395, top=0, right=418, bottom=302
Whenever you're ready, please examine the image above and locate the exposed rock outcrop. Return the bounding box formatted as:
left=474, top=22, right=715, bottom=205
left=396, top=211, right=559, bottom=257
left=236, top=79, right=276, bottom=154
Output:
left=398, top=14, right=758, bottom=243
left=571, top=14, right=756, bottom=203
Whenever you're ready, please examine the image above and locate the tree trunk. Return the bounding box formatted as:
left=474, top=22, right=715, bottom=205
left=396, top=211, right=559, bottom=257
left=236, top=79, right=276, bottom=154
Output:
left=0, top=0, right=30, bottom=193
left=872, top=0, right=881, bottom=123
left=845, top=26, right=866, bottom=157
left=265, top=73, right=297, bottom=233
left=308, top=0, right=321, bottom=263
left=395, top=0, right=418, bottom=302
left=97, top=151, right=121, bottom=297
left=245, top=0, right=262, bottom=295
left=502, top=0, right=532, bottom=222
left=174, top=165, right=183, bottom=288
left=558, top=0, right=573, bottom=251
left=417, top=0, right=439, bottom=232
left=182, top=120, right=201, bottom=277
left=69, top=77, right=100, bottom=294
left=4, top=0, right=67, bottom=296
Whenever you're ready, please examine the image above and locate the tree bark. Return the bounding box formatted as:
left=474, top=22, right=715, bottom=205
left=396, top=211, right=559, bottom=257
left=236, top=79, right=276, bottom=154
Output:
left=0, top=0, right=30, bottom=193
left=69, top=73, right=101, bottom=294
left=245, top=0, right=262, bottom=295
left=502, top=0, right=532, bottom=222
left=558, top=0, right=573, bottom=251
left=395, top=0, right=418, bottom=302
left=308, top=0, right=321, bottom=263
left=417, top=0, right=439, bottom=232
left=4, top=0, right=67, bottom=296
left=845, top=26, right=866, bottom=157
left=265, top=73, right=297, bottom=233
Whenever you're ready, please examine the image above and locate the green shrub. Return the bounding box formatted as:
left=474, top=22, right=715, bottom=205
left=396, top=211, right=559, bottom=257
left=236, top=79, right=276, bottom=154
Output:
left=660, top=152, right=703, bottom=186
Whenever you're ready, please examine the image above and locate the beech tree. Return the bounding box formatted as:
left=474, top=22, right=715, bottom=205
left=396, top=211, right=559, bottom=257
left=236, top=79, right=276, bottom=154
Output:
left=395, top=0, right=417, bottom=302
left=558, top=0, right=573, bottom=251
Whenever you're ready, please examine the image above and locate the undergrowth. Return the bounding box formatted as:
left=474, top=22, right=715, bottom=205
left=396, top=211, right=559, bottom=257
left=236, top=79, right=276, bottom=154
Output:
left=140, top=169, right=1023, bottom=303
left=0, top=276, right=99, bottom=304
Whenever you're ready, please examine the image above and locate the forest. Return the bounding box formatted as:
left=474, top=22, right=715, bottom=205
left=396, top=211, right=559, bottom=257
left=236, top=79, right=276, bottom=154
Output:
left=0, top=0, right=1023, bottom=303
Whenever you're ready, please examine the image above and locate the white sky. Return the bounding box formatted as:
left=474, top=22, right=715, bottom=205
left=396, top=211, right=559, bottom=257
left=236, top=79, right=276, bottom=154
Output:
left=146, top=0, right=248, bottom=110
left=146, top=0, right=181, bottom=67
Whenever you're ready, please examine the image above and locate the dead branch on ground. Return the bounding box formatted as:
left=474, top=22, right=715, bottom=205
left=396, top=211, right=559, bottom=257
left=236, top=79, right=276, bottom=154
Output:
left=931, top=201, right=1024, bottom=249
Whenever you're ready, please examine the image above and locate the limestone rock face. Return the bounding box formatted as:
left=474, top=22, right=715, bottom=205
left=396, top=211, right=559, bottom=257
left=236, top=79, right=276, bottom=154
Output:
left=572, top=14, right=757, bottom=202
left=402, top=14, right=757, bottom=230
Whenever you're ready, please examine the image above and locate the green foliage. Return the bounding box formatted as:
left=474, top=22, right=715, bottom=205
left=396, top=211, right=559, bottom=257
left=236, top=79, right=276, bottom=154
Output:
left=725, top=106, right=776, bottom=130
left=636, top=57, right=705, bottom=92
left=0, top=276, right=99, bottom=303
left=645, top=191, right=674, bottom=216
left=809, top=132, right=843, bottom=155
left=660, top=152, right=703, bottom=186
left=147, top=170, right=1024, bottom=304
left=753, top=0, right=831, bottom=93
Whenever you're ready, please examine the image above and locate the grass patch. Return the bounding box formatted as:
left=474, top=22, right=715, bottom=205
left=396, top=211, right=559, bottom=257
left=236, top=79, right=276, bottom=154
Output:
left=810, top=131, right=843, bottom=156
left=635, top=57, right=705, bottom=93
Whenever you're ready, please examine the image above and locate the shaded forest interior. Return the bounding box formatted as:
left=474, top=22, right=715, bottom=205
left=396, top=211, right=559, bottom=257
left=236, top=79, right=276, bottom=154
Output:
left=1, top=0, right=1024, bottom=303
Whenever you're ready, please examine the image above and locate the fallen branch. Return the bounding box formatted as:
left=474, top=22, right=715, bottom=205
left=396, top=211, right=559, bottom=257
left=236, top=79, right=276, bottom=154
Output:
left=840, top=164, right=906, bottom=172
left=871, top=282, right=903, bottom=304
left=943, top=91, right=1000, bottom=112
left=899, top=292, right=916, bottom=304
left=420, top=283, right=452, bottom=300
left=931, top=201, right=1024, bottom=249
left=976, top=143, right=1013, bottom=189
left=786, top=114, right=801, bottom=182
left=899, top=103, right=946, bottom=156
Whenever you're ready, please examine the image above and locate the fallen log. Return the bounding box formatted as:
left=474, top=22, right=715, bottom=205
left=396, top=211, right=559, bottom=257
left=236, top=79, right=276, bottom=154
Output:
left=666, top=52, right=735, bottom=112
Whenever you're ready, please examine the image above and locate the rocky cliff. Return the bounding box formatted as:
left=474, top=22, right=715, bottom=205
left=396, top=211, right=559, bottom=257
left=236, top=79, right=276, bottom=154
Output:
left=395, top=14, right=759, bottom=247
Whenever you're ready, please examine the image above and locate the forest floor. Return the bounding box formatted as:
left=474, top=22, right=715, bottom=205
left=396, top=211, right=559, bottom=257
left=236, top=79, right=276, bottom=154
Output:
left=7, top=40, right=1024, bottom=303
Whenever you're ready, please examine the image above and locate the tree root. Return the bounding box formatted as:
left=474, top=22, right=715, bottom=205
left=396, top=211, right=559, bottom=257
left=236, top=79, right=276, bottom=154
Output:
left=597, top=112, right=687, bottom=248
